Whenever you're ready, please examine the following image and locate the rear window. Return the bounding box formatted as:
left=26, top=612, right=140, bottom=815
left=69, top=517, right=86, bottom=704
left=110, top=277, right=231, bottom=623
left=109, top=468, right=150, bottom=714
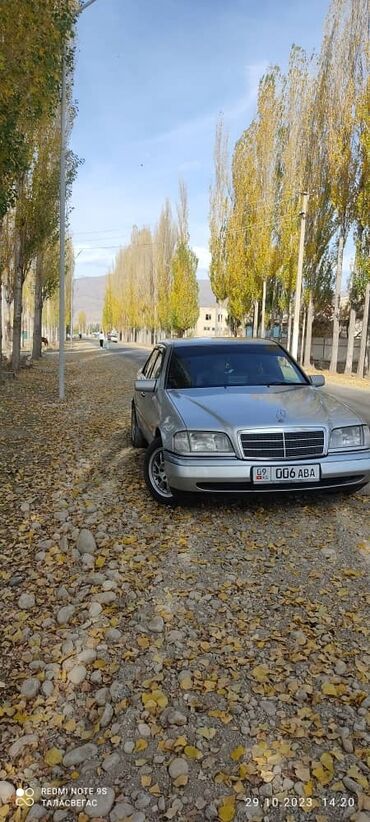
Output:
left=166, top=344, right=307, bottom=389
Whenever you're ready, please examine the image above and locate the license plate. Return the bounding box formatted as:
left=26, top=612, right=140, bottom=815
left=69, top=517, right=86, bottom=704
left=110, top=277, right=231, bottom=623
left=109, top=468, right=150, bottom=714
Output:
left=252, top=464, right=320, bottom=484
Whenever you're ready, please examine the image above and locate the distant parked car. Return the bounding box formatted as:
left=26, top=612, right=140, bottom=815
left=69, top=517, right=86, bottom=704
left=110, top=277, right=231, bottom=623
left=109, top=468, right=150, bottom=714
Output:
left=107, top=331, right=118, bottom=342
left=131, top=338, right=370, bottom=505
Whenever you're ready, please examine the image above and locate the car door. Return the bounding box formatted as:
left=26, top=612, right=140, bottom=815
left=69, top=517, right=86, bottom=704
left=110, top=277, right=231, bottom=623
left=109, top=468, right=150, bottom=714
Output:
left=140, top=348, right=165, bottom=441
left=135, top=348, right=164, bottom=440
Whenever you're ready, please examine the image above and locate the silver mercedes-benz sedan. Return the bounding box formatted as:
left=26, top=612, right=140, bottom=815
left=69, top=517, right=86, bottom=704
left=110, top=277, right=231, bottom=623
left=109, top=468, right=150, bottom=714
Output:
left=130, top=338, right=370, bottom=505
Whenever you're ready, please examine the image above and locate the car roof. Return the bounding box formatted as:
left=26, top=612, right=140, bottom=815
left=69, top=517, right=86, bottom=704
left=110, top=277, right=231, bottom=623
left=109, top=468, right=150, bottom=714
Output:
left=159, top=337, right=278, bottom=348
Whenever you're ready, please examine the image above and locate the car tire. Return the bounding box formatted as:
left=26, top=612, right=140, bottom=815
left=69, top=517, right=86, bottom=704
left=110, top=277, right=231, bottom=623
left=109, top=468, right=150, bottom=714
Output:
left=144, top=437, right=177, bottom=506
left=130, top=403, right=146, bottom=448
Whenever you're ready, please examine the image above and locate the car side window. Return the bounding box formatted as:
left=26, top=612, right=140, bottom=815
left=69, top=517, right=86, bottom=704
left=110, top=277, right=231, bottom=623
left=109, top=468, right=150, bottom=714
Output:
left=142, top=350, right=159, bottom=378
left=151, top=350, right=164, bottom=380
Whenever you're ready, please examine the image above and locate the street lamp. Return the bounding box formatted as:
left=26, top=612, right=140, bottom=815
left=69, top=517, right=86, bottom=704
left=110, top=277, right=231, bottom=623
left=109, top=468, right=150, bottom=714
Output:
left=58, top=0, right=98, bottom=400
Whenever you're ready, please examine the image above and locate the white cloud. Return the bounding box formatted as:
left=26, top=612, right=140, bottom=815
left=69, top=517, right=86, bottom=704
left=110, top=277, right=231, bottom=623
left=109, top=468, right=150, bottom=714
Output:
left=74, top=244, right=116, bottom=264
left=223, top=61, right=268, bottom=119
left=73, top=242, right=117, bottom=278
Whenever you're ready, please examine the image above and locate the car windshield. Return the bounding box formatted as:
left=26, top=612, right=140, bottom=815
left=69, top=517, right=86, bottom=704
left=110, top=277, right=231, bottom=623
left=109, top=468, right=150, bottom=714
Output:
left=166, top=344, right=308, bottom=389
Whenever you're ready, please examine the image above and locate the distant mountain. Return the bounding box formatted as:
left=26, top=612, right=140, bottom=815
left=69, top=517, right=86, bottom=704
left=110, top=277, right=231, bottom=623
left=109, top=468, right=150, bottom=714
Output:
left=73, top=274, right=216, bottom=326
left=73, top=275, right=107, bottom=325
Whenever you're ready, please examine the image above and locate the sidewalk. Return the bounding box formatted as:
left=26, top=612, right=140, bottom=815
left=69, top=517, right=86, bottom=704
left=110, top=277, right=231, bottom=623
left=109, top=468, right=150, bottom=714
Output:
left=0, top=350, right=369, bottom=821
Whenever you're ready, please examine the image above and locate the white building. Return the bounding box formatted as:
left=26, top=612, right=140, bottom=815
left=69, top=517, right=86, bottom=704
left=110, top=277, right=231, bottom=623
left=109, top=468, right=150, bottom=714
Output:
left=193, top=279, right=229, bottom=337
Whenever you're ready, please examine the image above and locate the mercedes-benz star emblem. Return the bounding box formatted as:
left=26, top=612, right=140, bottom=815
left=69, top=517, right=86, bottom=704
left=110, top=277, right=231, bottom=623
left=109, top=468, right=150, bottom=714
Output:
left=276, top=408, right=286, bottom=422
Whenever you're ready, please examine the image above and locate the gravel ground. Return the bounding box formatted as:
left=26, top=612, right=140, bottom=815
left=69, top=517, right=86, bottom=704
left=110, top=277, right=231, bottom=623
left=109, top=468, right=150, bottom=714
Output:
left=0, top=346, right=369, bottom=822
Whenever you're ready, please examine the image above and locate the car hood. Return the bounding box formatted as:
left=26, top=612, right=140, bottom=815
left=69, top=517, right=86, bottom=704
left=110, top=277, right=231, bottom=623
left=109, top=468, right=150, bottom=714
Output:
left=167, top=385, right=364, bottom=431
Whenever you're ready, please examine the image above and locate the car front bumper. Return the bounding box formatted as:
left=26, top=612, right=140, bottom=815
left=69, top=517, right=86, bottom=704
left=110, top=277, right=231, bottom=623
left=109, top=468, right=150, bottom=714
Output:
left=164, top=450, right=370, bottom=493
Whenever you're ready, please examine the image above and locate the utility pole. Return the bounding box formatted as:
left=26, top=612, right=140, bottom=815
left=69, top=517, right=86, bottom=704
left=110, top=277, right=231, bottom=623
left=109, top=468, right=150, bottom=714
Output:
left=291, top=191, right=309, bottom=360
left=58, top=45, right=67, bottom=398
left=58, top=0, right=98, bottom=400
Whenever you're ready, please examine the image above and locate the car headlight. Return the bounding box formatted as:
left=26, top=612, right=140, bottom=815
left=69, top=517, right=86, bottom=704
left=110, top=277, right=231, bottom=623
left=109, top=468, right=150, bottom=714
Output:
left=173, top=431, right=234, bottom=454
left=329, top=425, right=370, bottom=451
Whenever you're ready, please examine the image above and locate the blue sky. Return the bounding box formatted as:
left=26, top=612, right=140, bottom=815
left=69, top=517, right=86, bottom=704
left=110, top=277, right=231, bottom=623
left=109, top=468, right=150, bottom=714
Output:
left=70, top=0, right=353, bottom=281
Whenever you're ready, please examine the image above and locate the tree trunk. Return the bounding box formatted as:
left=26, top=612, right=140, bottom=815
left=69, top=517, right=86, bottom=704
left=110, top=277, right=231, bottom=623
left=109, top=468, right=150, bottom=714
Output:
left=0, top=272, right=3, bottom=373
left=5, top=300, right=12, bottom=349
left=300, top=308, right=306, bottom=365
left=357, top=282, right=370, bottom=378
left=253, top=300, right=259, bottom=337
left=260, top=280, right=266, bottom=338
left=329, top=232, right=344, bottom=373
left=287, top=302, right=293, bottom=351
left=32, top=253, right=44, bottom=360
left=303, top=293, right=314, bottom=369
left=344, top=307, right=356, bottom=375
left=11, top=236, right=24, bottom=372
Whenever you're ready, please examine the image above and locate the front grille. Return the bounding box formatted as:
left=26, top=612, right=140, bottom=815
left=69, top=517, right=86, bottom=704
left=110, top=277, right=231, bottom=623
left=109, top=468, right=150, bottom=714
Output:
left=240, top=430, right=325, bottom=460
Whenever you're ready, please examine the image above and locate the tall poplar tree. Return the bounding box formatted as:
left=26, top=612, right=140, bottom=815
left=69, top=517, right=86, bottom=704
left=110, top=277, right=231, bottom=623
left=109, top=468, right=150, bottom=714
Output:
left=319, top=0, right=368, bottom=372
left=154, top=200, right=177, bottom=334
left=209, top=117, right=231, bottom=331
left=169, top=182, right=199, bottom=337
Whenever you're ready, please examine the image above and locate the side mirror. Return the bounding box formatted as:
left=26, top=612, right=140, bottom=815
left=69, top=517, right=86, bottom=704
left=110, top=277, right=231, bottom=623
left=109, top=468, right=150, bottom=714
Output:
left=310, top=375, right=325, bottom=387
left=135, top=378, right=156, bottom=393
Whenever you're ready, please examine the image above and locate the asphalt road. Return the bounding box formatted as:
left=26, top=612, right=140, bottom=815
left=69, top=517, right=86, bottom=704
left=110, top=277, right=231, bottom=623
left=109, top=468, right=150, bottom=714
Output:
left=324, top=384, right=370, bottom=425
left=110, top=342, right=370, bottom=425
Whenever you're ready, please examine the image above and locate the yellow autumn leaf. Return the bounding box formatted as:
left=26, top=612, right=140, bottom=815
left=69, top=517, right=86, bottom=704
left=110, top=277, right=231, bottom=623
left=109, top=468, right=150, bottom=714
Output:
left=218, top=795, right=236, bottom=822
left=261, top=770, right=274, bottom=783
left=230, top=745, right=245, bottom=762
left=174, top=735, right=187, bottom=748
left=44, top=747, right=64, bottom=766
left=184, top=745, right=202, bottom=760
left=152, top=689, right=168, bottom=708
left=149, top=783, right=161, bottom=795
left=135, top=738, right=148, bottom=752
left=64, top=719, right=76, bottom=732
left=320, top=752, right=333, bottom=771
left=312, top=764, right=332, bottom=786
left=95, top=555, right=106, bottom=568
left=251, top=664, right=269, bottom=682
left=321, top=682, right=338, bottom=696
left=0, top=807, right=10, bottom=818
left=174, top=774, right=188, bottom=787
left=197, top=726, right=217, bottom=740
left=179, top=675, right=192, bottom=690
left=141, top=775, right=151, bottom=787
left=239, top=762, right=257, bottom=779
left=209, top=709, right=232, bottom=724
left=215, top=772, right=228, bottom=784
left=347, top=766, right=368, bottom=789
left=137, top=636, right=150, bottom=649
left=295, top=764, right=310, bottom=782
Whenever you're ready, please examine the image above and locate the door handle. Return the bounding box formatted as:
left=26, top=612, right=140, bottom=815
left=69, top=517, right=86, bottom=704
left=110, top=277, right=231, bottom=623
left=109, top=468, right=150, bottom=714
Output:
left=140, top=392, right=146, bottom=398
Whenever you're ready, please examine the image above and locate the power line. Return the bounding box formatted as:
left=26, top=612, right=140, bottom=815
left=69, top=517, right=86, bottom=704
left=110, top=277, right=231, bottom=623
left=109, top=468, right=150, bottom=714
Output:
left=71, top=192, right=308, bottom=243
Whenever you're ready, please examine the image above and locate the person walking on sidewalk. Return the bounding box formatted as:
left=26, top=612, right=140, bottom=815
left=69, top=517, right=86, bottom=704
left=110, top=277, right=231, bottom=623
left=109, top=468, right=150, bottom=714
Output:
left=99, top=330, right=104, bottom=349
